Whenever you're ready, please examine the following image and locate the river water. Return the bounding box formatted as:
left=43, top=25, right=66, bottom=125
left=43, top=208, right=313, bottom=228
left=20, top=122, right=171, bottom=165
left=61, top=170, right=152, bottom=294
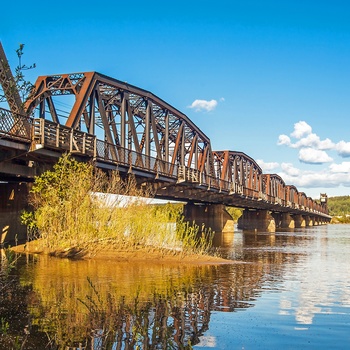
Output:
left=1, top=224, right=350, bottom=349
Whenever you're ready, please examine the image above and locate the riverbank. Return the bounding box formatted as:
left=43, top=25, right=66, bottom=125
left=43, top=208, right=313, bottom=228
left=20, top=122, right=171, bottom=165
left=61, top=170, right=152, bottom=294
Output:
left=10, top=240, right=236, bottom=265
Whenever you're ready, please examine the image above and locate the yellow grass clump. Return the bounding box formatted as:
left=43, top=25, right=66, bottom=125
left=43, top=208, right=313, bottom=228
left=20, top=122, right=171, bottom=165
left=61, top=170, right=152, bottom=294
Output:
left=21, top=154, right=214, bottom=257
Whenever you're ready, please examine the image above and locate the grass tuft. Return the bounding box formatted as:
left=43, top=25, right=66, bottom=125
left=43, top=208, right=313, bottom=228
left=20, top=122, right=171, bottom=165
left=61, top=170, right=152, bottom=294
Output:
left=21, top=154, right=214, bottom=257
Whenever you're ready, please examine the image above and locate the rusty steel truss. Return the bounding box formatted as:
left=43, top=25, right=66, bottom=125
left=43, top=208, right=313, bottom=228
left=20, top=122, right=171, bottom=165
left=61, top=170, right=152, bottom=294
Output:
left=0, top=68, right=330, bottom=218
left=0, top=42, right=25, bottom=115
left=25, top=72, right=214, bottom=179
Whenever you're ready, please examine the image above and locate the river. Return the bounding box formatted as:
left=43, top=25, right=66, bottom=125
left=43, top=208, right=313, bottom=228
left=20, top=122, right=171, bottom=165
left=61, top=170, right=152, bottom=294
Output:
left=1, top=224, right=349, bottom=349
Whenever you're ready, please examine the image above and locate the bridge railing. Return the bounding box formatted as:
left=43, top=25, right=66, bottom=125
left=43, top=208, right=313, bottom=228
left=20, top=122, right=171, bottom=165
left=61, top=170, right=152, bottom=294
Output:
left=178, top=166, right=271, bottom=201
left=0, top=107, right=32, bottom=141
left=33, top=118, right=95, bottom=155
left=1, top=109, right=329, bottom=216
left=33, top=118, right=177, bottom=178
left=95, top=140, right=177, bottom=178
left=177, top=167, right=222, bottom=189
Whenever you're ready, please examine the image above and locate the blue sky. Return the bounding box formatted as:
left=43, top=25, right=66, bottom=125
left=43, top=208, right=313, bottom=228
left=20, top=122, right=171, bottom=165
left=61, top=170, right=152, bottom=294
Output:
left=1, top=0, right=350, bottom=199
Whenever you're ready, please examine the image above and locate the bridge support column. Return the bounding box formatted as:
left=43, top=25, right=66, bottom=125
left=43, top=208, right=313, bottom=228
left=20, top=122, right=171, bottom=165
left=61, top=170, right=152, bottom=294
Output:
left=237, top=209, right=275, bottom=232
left=270, top=212, right=295, bottom=229
left=293, top=214, right=306, bottom=228
left=322, top=218, right=330, bottom=225
left=271, top=212, right=281, bottom=228
left=304, top=216, right=313, bottom=227
left=312, top=216, right=319, bottom=226
left=184, top=203, right=234, bottom=232
left=280, top=213, right=295, bottom=229
left=0, top=182, right=29, bottom=246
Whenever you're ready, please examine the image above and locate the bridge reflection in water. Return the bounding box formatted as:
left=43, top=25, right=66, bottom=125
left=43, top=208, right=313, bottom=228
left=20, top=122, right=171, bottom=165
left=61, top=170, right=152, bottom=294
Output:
left=7, top=239, right=283, bottom=350
left=2, top=226, right=349, bottom=349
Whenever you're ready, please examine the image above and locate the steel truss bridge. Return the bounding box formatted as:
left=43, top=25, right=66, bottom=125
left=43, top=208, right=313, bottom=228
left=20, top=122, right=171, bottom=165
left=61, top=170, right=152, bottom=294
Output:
left=0, top=69, right=330, bottom=221
left=0, top=35, right=329, bottom=224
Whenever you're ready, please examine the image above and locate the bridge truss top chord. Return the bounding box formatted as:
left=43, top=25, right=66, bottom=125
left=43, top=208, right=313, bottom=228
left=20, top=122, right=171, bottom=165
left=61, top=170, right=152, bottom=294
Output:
left=25, top=72, right=215, bottom=179
left=0, top=69, right=330, bottom=219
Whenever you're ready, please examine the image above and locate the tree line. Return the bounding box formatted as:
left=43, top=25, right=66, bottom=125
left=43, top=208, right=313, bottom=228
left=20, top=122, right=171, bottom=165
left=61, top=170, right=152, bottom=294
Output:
left=327, top=196, right=350, bottom=223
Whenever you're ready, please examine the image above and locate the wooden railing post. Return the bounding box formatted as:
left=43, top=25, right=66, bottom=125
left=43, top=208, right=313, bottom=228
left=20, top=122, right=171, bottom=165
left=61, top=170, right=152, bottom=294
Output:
left=40, top=119, right=45, bottom=145
left=56, top=124, right=60, bottom=148
left=93, top=137, right=97, bottom=158
left=70, top=128, right=73, bottom=152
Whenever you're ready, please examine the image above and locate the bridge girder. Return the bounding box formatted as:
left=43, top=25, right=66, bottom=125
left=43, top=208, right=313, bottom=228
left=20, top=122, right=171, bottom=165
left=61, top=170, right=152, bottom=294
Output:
left=0, top=67, right=330, bottom=219
left=213, top=150, right=262, bottom=194
left=25, top=72, right=215, bottom=178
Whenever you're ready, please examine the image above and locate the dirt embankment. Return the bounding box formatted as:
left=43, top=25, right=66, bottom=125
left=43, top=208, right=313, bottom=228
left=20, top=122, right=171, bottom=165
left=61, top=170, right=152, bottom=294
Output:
left=10, top=240, right=236, bottom=265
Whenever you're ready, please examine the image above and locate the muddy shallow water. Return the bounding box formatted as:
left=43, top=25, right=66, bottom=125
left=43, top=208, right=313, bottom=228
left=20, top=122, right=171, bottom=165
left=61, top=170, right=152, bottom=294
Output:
left=1, top=224, right=350, bottom=349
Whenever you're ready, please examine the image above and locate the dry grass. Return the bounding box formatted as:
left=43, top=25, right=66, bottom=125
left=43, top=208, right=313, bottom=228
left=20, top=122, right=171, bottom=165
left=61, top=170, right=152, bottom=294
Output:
left=22, top=154, right=214, bottom=258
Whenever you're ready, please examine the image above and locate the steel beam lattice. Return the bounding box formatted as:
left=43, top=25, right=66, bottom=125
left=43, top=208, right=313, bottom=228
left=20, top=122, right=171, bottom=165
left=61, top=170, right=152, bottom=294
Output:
left=0, top=69, right=330, bottom=218
left=25, top=72, right=214, bottom=179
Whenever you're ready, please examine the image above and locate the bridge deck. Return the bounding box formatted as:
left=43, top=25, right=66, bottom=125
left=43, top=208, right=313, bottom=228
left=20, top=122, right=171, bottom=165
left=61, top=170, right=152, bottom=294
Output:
left=0, top=108, right=330, bottom=220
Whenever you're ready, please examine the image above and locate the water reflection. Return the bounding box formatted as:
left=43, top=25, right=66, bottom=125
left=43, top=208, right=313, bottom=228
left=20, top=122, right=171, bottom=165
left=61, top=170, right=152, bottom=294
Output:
left=1, top=225, right=350, bottom=349
left=0, top=250, right=46, bottom=349
left=16, top=255, right=263, bottom=349
left=0, top=249, right=261, bottom=349
left=277, top=225, right=350, bottom=326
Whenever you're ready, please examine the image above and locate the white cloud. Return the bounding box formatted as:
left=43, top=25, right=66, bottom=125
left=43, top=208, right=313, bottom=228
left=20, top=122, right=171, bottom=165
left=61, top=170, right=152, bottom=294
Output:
left=255, top=157, right=350, bottom=196
left=280, top=162, right=300, bottom=176
left=291, top=121, right=312, bottom=139
left=278, top=121, right=334, bottom=151
left=277, top=120, right=347, bottom=165
left=329, top=162, right=350, bottom=173
left=318, top=138, right=335, bottom=150
left=256, top=159, right=279, bottom=171
left=299, top=148, right=333, bottom=164
left=188, top=99, right=218, bottom=112
left=279, top=167, right=350, bottom=189
left=292, top=133, right=334, bottom=150
left=277, top=134, right=291, bottom=146
left=272, top=121, right=350, bottom=195
left=335, top=141, right=350, bottom=157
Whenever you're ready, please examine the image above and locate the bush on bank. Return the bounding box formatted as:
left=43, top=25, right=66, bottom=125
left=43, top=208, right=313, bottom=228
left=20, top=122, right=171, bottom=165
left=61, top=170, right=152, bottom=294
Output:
left=330, top=215, right=350, bottom=224
left=21, top=154, right=213, bottom=256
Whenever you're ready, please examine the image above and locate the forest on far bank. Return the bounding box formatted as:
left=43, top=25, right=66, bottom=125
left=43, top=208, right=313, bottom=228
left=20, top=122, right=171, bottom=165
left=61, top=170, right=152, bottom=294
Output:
left=327, top=196, right=350, bottom=223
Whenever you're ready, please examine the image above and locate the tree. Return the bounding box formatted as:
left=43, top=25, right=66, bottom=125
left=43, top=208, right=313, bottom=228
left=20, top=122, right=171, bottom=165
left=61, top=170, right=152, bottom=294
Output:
left=13, top=44, right=36, bottom=102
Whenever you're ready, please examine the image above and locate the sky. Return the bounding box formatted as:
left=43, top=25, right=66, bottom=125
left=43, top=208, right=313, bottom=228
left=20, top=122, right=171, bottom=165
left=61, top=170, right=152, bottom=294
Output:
left=1, top=0, right=350, bottom=199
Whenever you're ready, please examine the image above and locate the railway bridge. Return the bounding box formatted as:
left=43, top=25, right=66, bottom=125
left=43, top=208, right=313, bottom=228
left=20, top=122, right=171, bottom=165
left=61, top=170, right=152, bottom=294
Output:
left=0, top=44, right=331, bottom=244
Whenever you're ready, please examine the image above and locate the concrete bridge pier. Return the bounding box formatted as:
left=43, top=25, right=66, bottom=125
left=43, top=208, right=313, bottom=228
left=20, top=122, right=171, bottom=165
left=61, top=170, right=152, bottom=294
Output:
left=271, top=212, right=298, bottom=229
left=183, top=203, right=234, bottom=232
left=312, top=216, right=319, bottom=226
left=304, top=216, right=313, bottom=227
left=237, top=209, right=276, bottom=232
left=271, top=212, right=282, bottom=229
left=293, top=214, right=306, bottom=228
left=279, top=213, right=296, bottom=229
left=0, top=182, right=29, bottom=246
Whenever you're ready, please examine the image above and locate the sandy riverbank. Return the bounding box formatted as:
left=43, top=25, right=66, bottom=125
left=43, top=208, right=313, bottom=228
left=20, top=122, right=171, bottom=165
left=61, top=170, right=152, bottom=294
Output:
left=10, top=240, right=236, bottom=265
